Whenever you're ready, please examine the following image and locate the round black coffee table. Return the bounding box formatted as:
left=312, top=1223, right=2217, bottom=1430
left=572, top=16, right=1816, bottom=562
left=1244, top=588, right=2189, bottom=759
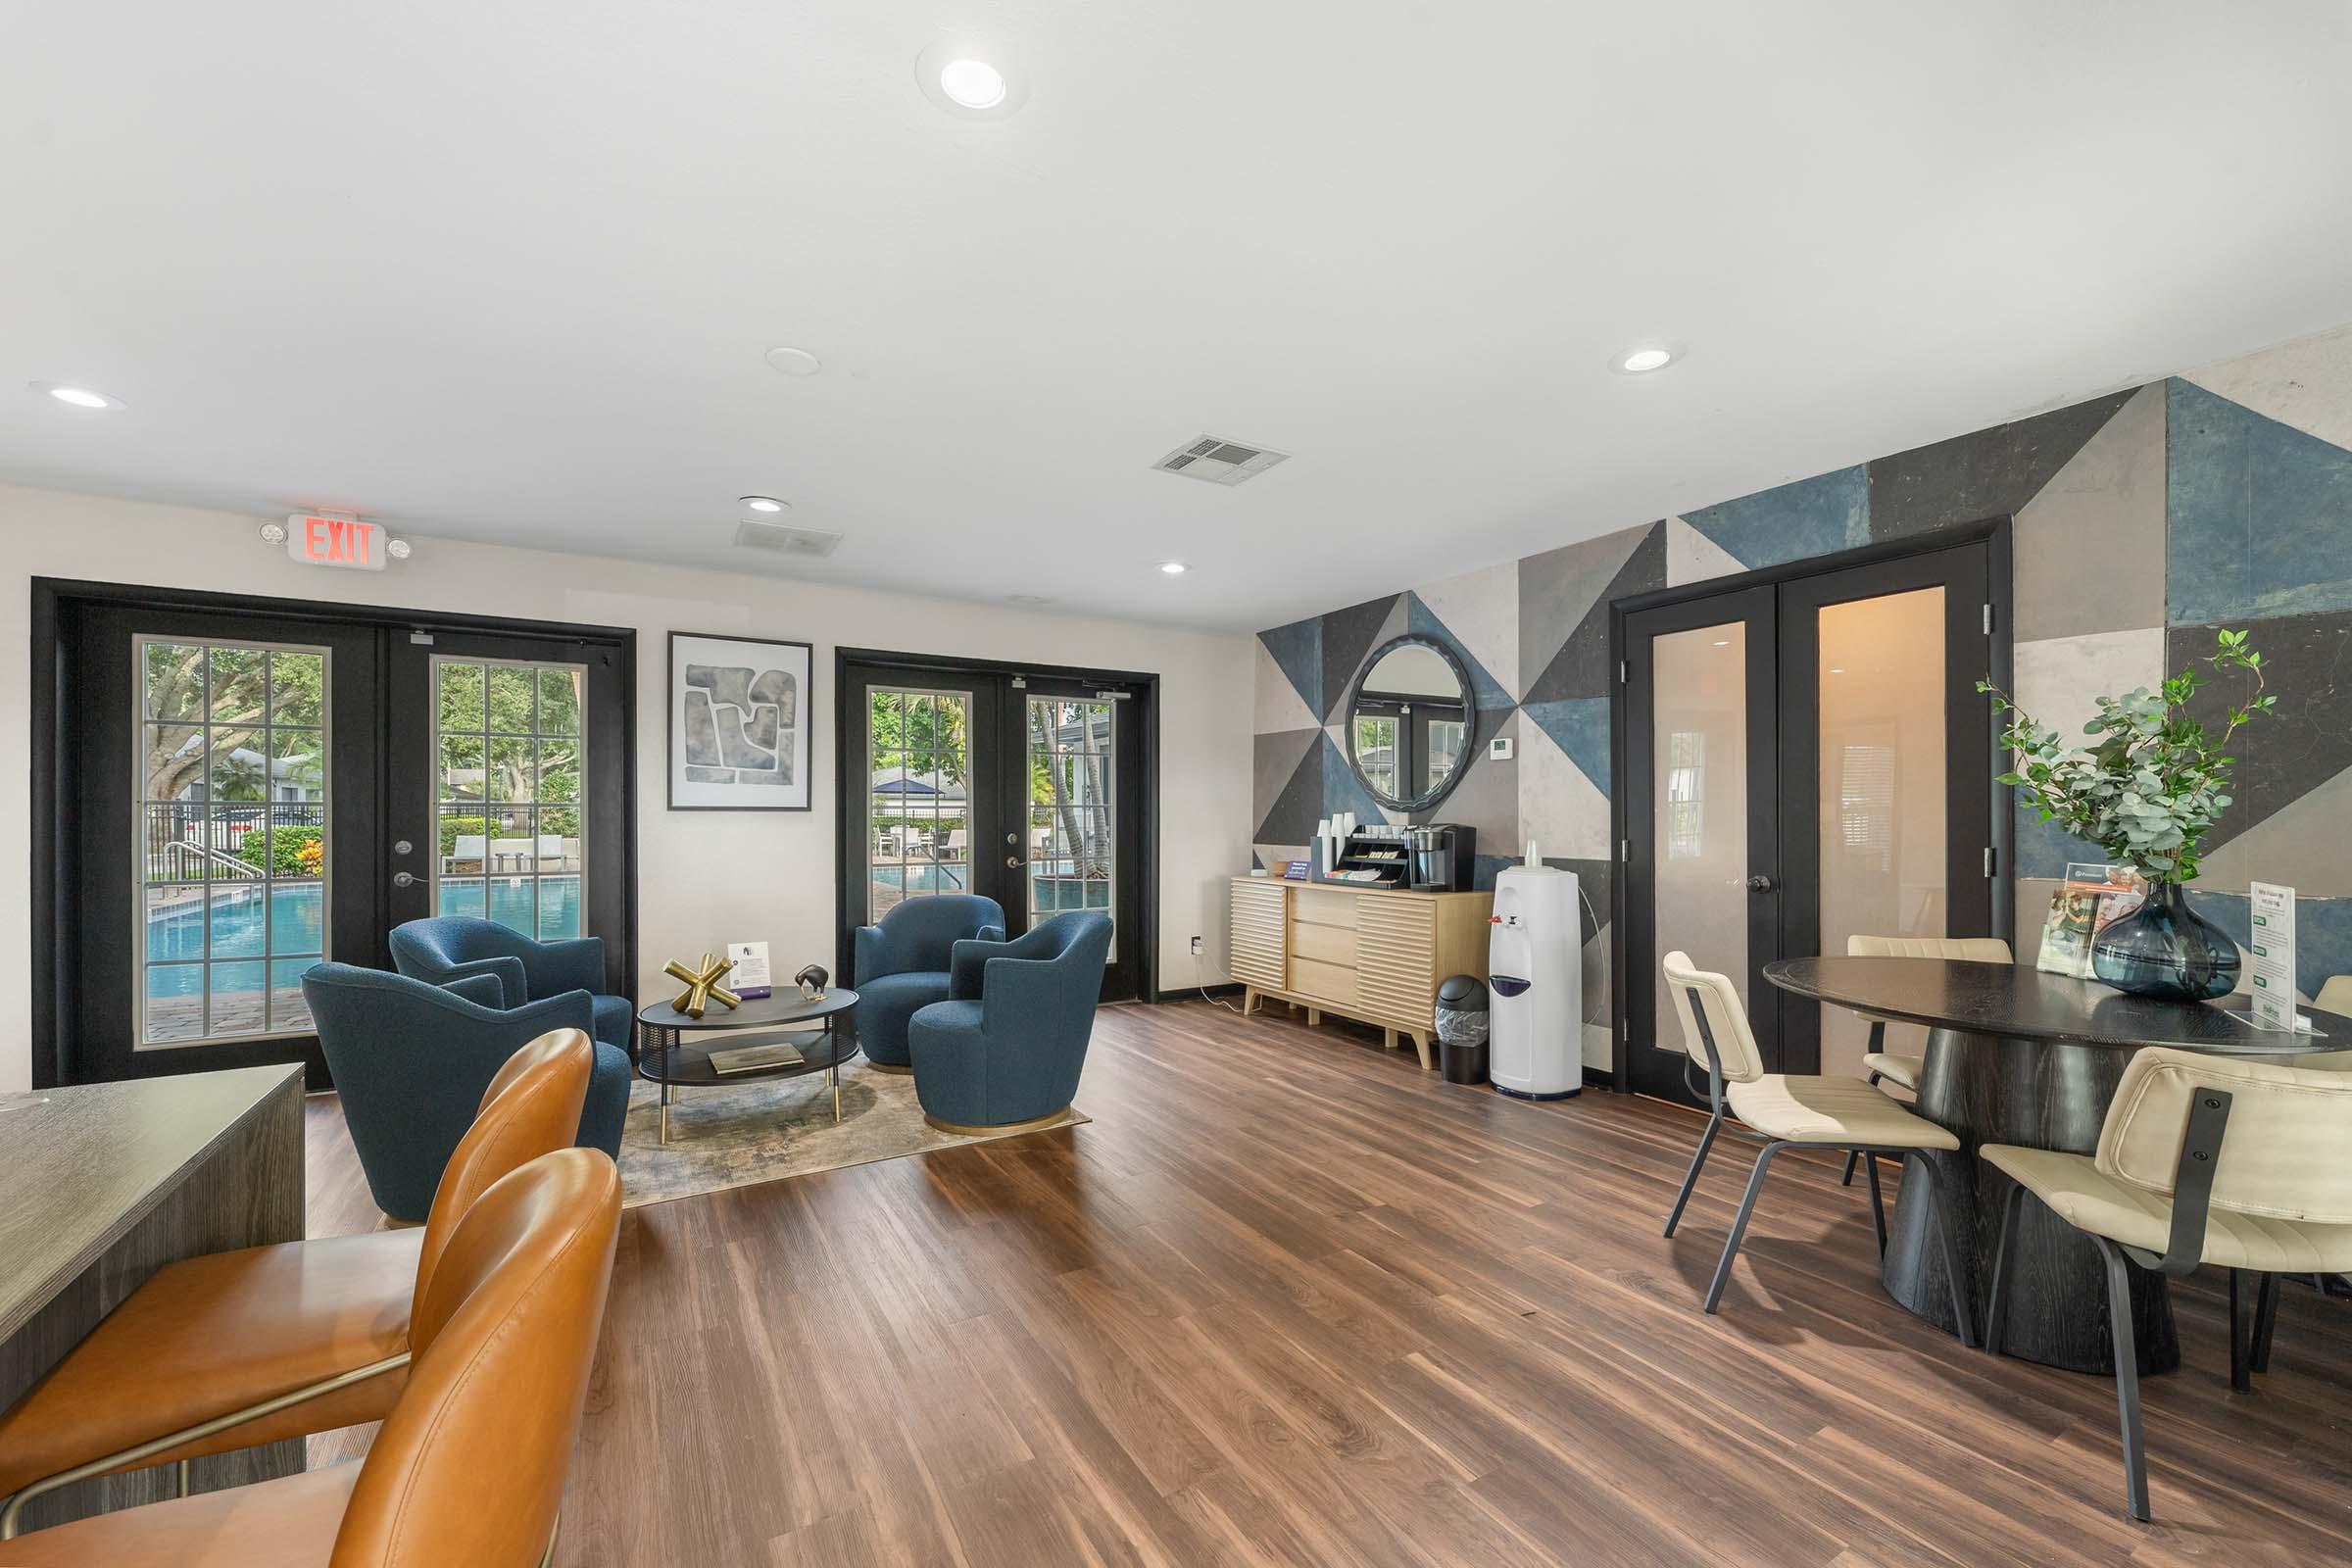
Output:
left=634, top=989, right=860, bottom=1145
left=1765, top=956, right=2341, bottom=1375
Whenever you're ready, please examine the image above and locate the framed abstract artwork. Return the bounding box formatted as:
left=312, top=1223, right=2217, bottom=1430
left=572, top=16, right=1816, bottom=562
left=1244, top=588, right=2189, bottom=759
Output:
left=667, top=632, right=813, bottom=810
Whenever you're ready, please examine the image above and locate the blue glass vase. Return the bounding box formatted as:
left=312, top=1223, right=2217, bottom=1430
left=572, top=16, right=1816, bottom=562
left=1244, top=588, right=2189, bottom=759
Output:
left=2089, top=881, right=2239, bottom=1002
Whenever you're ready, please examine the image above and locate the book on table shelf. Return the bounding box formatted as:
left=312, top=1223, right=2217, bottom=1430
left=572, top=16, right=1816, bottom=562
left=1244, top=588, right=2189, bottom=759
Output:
left=708, top=1039, right=805, bottom=1076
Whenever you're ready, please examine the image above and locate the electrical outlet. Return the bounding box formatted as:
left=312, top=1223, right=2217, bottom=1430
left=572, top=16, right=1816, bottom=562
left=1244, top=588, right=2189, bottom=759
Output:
left=1190, top=935, right=1203, bottom=956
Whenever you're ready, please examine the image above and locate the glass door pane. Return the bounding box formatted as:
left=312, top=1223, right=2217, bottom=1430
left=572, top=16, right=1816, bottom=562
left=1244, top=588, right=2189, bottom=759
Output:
left=865, top=686, right=973, bottom=917
left=1816, top=586, right=1947, bottom=1078
left=1648, top=624, right=1751, bottom=1066
left=1027, top=697, right=1115, bottom=937
left=432, top=657, right=587, bottom=940
left=135, top=639, right=330, bottom=1045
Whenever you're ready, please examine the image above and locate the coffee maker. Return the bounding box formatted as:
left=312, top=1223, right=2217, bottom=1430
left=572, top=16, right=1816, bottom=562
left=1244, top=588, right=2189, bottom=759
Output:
left=1405, top=823, right=1475, bottom=892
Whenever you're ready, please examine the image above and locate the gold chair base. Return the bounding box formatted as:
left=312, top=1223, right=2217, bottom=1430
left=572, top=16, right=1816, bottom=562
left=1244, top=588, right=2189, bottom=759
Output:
left=923, top=1106, right=1075, bottom=1139
left=864, top=1061, right=915, bottom=1076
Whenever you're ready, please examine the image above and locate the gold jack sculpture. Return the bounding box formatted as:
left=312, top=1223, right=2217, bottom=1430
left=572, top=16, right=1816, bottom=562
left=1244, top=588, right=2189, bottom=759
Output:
left=662, top=953, right=741, bottom=1019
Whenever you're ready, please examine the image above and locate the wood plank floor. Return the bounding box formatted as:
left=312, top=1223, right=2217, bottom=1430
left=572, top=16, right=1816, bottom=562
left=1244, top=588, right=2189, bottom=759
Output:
left=302, top=1000, right=2352, bottom=1566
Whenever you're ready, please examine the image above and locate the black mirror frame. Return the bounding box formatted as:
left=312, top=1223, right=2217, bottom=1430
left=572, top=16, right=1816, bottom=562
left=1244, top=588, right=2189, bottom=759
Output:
left=1343, top=632, right=1477, bottom=813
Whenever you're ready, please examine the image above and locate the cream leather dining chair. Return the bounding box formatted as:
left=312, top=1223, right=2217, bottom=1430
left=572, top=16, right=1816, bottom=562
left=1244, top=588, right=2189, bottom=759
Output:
left=1980, top=1047, right=2352, bottom=1521
left=1660, top=951, right=1974, bottom=1332
left=1838, top=936, right=2013, bottom=1186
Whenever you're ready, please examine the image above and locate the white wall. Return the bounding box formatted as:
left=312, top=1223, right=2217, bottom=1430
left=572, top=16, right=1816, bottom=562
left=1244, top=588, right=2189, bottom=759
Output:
left=0, top=483, right=1254, bottom=1093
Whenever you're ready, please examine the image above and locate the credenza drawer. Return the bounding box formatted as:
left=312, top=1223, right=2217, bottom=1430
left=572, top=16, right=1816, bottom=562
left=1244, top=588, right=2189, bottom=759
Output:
left=1290, top=887, right=1360, bottom=931
left=1289, top=919, right=1357, bottom=967
left=1289, top=956, right=1360, bottom=1008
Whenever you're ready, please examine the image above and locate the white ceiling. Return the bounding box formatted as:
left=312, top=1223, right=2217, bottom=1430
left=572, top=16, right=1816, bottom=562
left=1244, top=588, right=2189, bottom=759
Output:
left=7, top=4, right=2351, bottom=633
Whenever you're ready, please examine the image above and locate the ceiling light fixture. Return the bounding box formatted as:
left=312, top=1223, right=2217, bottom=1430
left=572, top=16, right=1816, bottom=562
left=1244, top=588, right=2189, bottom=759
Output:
left=31, top=381, right=123, bottom=410
left=916, top=37, right=1027, bottom=119
left=1611, top=343, right=1684, bottom=375
left=740, top=495, right=786, bottom=513
left=939, top=59, right=1006, bottom=109
left=1156, top=561, right=1189, bottom=575
left=763, top=346, right=821, bottom=377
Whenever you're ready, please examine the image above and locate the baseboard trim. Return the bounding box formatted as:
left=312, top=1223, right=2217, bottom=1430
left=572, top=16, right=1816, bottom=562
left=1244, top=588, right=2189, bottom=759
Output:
left=1156, top=982, right=1244, bottom=1004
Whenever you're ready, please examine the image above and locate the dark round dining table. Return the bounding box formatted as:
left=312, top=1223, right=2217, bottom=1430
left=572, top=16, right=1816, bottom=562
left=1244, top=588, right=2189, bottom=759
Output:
left=1763, top=956, right=2343, bottom=1376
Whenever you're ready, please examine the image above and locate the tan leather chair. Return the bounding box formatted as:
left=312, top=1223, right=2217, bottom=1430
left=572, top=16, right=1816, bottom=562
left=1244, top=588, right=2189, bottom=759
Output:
left=0, top=1146, right=622, bottom=1565
left=0, top=1030, right=593, bottom=1537
left=1981, top=1048, right=2352, bottom=1521
left=1660, top=952, right=1973, bottom=1330
left=1838, top=936, right=2012, bottom=1186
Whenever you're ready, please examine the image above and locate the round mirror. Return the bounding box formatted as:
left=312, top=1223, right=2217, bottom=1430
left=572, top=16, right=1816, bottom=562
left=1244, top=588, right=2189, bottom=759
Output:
left=1345, top=634, right=1475, bottom=810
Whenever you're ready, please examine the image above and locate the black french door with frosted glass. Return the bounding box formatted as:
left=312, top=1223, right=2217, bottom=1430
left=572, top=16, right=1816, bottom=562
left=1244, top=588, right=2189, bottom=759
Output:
left=1618, top=535, right=2004, bottom=1104
left=836, top=654, right=1149, bottom=1003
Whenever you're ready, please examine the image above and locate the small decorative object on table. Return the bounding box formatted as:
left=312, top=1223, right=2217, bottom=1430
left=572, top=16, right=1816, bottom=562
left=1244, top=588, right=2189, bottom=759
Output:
left=728, top=941, right=773, bottom=999
left=794, top=963, right=829, bottom=1002
left=1982, top=628, right=2274, bottom=1001
left=662, top=952, right=740, bottom=1019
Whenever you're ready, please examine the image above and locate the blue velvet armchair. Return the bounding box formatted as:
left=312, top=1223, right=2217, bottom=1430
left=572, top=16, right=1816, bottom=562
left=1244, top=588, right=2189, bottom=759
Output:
left=302, top=962, right=630, bottom=1221
left=851, top=894, right=1004, bottom=1069
left=389, top=915, right=635, bottom=1057
left=907, top=910, right=1112, bottom=1131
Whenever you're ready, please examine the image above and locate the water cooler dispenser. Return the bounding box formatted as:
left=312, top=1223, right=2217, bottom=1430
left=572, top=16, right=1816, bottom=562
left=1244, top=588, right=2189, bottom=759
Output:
left=1487, top=845, right=1582, bottom=1100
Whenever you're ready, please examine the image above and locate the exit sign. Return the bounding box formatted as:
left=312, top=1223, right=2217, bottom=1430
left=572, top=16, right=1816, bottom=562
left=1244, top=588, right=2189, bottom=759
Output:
left=285, top=514, right=387, bottom=570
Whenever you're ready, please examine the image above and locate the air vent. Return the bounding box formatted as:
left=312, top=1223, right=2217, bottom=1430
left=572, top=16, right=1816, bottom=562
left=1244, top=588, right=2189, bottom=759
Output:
left=734, top=519, right=844, bottom=558
left=1153, top=433, right=1290, bottom=486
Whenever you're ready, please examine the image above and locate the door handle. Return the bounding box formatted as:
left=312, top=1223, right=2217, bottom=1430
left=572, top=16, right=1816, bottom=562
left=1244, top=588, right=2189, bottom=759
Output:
left=393, top=871, right=416, bottom=889
left=1006, top=857, right=1026, bottom=869
left=1744, top=874, right=1776, bottom=894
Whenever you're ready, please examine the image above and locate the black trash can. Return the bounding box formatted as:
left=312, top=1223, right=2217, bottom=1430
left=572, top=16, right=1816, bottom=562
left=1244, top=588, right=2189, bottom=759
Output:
left=1435, top=974, right=1490, bottom=1085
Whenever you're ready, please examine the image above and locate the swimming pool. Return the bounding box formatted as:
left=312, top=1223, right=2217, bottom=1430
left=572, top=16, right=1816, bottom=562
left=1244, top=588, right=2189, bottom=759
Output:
left=144, top=878, right=582, bottom=1000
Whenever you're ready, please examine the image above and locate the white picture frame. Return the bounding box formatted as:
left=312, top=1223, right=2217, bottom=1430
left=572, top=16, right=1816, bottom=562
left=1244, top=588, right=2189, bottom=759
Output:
left=667, top=632, right=812, bottom=810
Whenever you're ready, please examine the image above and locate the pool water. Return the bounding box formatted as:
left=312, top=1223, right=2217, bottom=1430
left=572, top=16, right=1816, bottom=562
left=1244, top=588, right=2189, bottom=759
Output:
left=145, top=878, right=582, bottom=1001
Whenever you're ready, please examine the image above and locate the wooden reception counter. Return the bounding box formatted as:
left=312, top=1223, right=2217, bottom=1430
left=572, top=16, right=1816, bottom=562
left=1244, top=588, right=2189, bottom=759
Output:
left=0, top=1064, right=305, bottom=1530
left=1229, top=877, right=1493, bottom=1067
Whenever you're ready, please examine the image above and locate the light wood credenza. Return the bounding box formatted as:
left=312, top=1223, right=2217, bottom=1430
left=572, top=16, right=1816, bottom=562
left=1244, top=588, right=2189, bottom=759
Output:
left=1229, top=877, right=1493, bottom=1067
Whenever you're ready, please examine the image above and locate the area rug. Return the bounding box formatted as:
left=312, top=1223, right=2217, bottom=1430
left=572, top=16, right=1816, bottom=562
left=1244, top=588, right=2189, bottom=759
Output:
left=615, top=1057, right=1088, bottom=1208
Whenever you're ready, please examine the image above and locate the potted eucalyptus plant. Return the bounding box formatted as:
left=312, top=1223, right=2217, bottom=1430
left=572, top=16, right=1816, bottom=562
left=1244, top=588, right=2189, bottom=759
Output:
left=1979, top=628, right=2274, bottom=1001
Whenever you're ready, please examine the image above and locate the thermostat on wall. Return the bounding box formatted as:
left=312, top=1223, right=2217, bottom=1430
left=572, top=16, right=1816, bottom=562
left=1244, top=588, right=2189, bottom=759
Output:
left=1489, top=736, right=1514, bottom=760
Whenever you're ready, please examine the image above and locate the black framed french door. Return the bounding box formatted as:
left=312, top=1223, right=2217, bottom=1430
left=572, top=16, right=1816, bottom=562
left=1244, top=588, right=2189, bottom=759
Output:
left=1623, top=586, right=1780, bottom=1102
left=54, top=601, right=385, bottom=1085
left=1618, top=533, right=2005, bottom=1104
left=36, top=578, right=639, bottom=1090
left=836, top=653, right=1150, bottom=1004
left=384, top=627, right=633, bottom=999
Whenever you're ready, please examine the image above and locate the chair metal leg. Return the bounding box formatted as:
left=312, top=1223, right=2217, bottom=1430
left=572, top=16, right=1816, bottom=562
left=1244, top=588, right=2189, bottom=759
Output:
left=1923, top=1162, right=1976, bottom=1348
left=1703, top=1143, right=1784, bottom=1314
left=1983, top=1184, right=2027, bottom=1356
left=1864, top=1152, right=1887, bottom=1259
left=2251, top=1272, right=2280, bottom=1375
left=1841, top=1062, right=1885, bottom=1189
left=1663, top=1107, right=1725, bottom=1239
left=2093, top=1236, right=2152, bottom=1522
left=2229, top=1269, right=2251, bottom=1393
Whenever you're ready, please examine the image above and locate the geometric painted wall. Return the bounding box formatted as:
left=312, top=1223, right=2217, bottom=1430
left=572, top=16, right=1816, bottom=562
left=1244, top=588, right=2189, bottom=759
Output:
left=1255, top=323, right=2352, bottom=1060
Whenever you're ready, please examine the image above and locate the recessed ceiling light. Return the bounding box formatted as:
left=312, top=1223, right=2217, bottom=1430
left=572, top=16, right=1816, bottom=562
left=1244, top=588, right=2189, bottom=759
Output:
left=1712, top=639, right=1731, bottom=647
left=1156, top=562, right=1189, bottom=575
left=939, top=59, right=1006, bottom=109
left=740, top=495, right=786, bottom=513
left=1613, top=344, right=1682, bottom=374
left=1830, top=666, right=1846, bottom=674
left=31, top=381, right=123, bottom=410
left=763, top=346, right=822, bottom=377
left=916, top=37, right=1027, bottom=119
